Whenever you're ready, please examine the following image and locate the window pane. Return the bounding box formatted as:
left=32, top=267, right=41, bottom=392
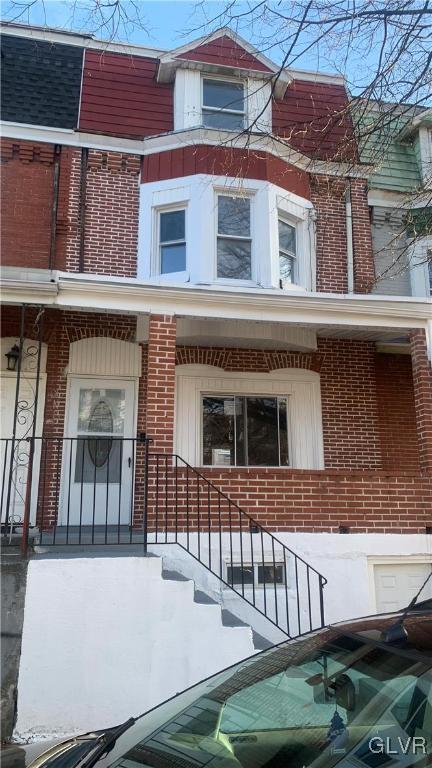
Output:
left=75, top=437, right=121, bottom=484
left=77, top=389, right=125, bottom=435
left=203, top=79, right=244, bottom=112
left=161, top=243, right=186, bottom=274
left=218, top=196, right=250, bottom=237
left=202, top=396, right=235, bottom=466
left=202, top=109, right=244, bottom=130
left=217, top=238, right=251, bottom=280
left=160, top=210, right=185, bottom=243
left=280, top=253, right=295, bottom=284
left=246, top=397, right=279, bottom=466
left=234, top=397, right=246, bottom=466
left=227, top=565, right=254, bottom=586
left=257, top=564, right=285, bottom=585
left=278, top=399, right=289, bottom=466
left=278, top=219, right=296, bottom=254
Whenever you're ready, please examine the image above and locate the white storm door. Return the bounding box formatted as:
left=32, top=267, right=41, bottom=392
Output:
left=374, top=562, right=432, bottom=613
left=62, top=378, right=136, bottom=526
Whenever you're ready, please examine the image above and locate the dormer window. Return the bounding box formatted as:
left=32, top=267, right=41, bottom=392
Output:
left=202, top=78, right=245, bottom=130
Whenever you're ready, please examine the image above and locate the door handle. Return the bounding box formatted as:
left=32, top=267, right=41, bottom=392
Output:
left=128, top=457, right=132, bottom=468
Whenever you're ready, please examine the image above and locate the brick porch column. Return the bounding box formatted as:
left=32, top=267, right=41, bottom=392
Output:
left=145, top=314, right=177, bottom=454
left=410, top=329, right=432, bottom=472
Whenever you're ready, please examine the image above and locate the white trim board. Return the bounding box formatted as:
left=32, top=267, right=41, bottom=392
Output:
left=0, top=122, right=373, bottom=179
left=175, top=365, right=324, bottom=469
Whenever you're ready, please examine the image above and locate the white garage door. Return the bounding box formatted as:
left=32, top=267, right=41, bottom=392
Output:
left=374, top=562, right=432, bottom=613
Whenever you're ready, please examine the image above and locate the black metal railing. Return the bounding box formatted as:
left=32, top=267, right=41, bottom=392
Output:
left=1, top=435, right=327, bottom=638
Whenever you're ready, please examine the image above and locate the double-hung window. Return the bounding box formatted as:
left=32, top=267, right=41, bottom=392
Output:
left=202, top=395, right=289, bottom=467
left=278, top=217, right=296, bottom=286
left=217, top=195, right=252, bottom=280
left=202, top=79, right=245, bottom=130
left=159, top=208, right=186, bottom=274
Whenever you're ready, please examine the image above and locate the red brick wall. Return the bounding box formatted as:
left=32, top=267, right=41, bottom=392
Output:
left=318, top=339, right=381, bottom=469
left=376, top=353, right=420, bottom=472
left=1, top=140, right=375, bottom=295
left=410, top=329, right=432, bottom=471
left=186, top=467, right=431, bottom=533
left=1, top=140, right=55, bottom=269
left=310, top=176, right=348, bottom=293
left=350, top=178, right=375, bottom=292
left=146, top=315, right=177, bottom=453
left=81, top=150, right=140, bottom=276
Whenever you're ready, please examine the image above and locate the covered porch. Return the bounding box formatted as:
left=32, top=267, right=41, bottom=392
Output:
left=1, top=274, right=431, bottom=544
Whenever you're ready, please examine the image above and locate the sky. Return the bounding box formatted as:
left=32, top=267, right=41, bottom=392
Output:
left=0, top=0, right=336, bottom=72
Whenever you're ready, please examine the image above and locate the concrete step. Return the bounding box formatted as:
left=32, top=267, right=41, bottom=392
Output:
left=162, top=566, right=273, bottom=652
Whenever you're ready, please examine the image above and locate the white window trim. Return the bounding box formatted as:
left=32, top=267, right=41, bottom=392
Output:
left=201, top=74, right=246, bottom=131
left=278, top=213, right=297, bottom=287
left=157, top=205, right=187, bottom=277
left=138, top=174, right=315, bottom=292
left=201, top=392, right=292, bottom=468
left=410, top=235, right=432, bottom=297
left=418, top=126, right=432, bottom=189
left=224, top=561, right=286, bottom=589
left=175, top=365, right=324, bottom=469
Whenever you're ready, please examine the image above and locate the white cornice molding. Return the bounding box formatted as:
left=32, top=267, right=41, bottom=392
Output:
left=0, top=22, right=164, bottom=58
left=1, top=121, right=373, bottom=178
left=1, top=273, right=430, bottom=330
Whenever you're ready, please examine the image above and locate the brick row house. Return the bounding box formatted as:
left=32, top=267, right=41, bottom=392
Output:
left=1, top=22, right=432, bottom=641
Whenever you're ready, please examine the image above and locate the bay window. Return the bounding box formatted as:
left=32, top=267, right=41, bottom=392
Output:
left=217, top=195, right=252, bottom=280
left=202, top=394, right=289, bottom=467
left=202, top=79, right=245, bottom=130
left=159, top=208, right=186, bottom=274
left=278, top=217, right=296, bottom=286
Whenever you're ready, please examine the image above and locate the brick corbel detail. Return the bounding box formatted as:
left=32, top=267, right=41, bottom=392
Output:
left=175, top=347, right=324, bottom=373
left=410, top=329, right=432, bottom=472
left=0, top=139, right=55, bottom=165
left=87, top=150, right=141, bottom=174
left=146, top=315, right=177, bottom=453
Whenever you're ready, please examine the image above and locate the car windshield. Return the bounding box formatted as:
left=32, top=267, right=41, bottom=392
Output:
left=96, top=626, right=432, bottom=768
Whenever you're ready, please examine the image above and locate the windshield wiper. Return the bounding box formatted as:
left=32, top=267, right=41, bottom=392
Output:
left=79, top=716, right=137, bottom=768
left=381, top=569, right=432, bottom=644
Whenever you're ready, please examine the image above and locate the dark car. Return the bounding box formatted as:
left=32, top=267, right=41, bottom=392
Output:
left=26, top=605, right=432, bottom=768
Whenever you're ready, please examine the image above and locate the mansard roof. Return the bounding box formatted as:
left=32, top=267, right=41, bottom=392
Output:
left=1, top=33, right=83, bottom=129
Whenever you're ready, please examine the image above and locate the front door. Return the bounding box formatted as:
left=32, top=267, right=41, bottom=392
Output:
left=61, top=378, right=136, bottom=527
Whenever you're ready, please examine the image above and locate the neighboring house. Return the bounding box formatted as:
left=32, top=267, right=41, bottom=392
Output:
left=0, top=21, right=431, bottom=739
left=363, top=103, right=432, bottom=298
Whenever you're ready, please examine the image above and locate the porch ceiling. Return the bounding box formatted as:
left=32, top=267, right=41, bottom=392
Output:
left=1, top=269, right=430, bottom=353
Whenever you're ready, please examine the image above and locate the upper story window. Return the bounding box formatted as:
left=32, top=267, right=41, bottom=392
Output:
left=139, top=176, right=316, bottom=292
left=217, top=195, right=252, bottom=280
left=202, top=79, right=245, bottom=130
left=278, top=218, right=296, bottom=286
left=159, top=208, right=186, bottom=274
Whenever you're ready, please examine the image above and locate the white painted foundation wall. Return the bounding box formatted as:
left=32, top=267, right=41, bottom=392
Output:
left=14, top=555, right=256, bottom=742
left=15, top=533, right=432, bottom=741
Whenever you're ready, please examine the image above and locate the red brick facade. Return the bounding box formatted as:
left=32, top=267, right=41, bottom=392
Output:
left=410, top=329, right=432, bottom=472
left=376, top=352, right=420, bottom=472
left=1, top=139, right=377, bottom=291
left=1, top=140, right=56, bottom=270
left=1, top=305, right=430, bottom=532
